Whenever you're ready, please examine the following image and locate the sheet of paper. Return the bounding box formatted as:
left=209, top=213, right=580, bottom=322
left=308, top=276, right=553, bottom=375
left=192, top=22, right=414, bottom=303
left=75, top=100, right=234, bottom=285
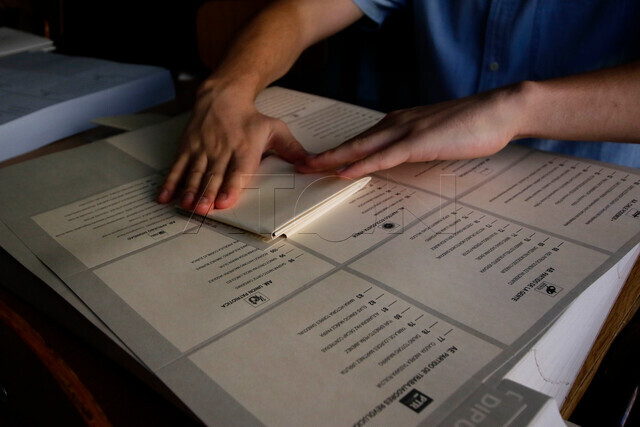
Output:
left=503, top=244, right=639, bottom=404
left=382, top=145, right=531, bottom=196
left=92, top=226, right=333, bottom=353
left=0, top=27, right=53, bottom=57
left=0, top=52, right=168, bottom=126
left=187, top=271, right=501, bottom=425
left=1, top=87, right=639, bottom=425
left=289, top=175, right=440, bottom=263
left=461, top=149, right=640, bottom=252
left=0, top=219, right=139, bottom=361
left=255, top=87, right=384, bottom=153
left=349, top=203, right=609, bottom=344
left=105, top=113, right=187, bottom=172
left=92, top=113, right=169, bottom=131
left=32, top=174, right=191, bottom=269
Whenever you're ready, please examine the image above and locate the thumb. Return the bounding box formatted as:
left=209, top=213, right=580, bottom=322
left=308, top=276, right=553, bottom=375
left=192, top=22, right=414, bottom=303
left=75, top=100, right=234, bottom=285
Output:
left=269, top=120, right=308, bottom=164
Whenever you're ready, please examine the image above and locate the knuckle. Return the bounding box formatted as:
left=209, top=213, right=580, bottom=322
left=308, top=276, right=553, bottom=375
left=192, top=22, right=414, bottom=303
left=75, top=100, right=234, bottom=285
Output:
left=201, top=177, right=222, bottom=194
left=183, top=131, right=202, bottom=147
left=159, top=182, right=174, bottom=192
left=203, top=170, right=224, bottom=185
left=188, top=159, right=207, bottom=174
left=351, top=137, right=367, bottom=151
left=187, top=164, right=203, bottom=175
left=183, top=181, right=201, bottom=193
left=370, top=151, right=386, bottom=167
left=165, top=170, right=182, bottom=183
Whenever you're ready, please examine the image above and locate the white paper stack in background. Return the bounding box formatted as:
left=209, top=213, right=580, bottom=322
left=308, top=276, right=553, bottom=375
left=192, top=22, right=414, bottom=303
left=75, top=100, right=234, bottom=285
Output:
left=0, top=28, right=175, bottom=162
left=0, top=27, right=54, bottom=57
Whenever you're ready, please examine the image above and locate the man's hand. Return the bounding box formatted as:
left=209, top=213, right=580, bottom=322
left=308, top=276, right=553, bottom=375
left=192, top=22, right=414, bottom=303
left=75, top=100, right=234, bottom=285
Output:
left=157, top=83, right=306, bottom=214
left=300, top=61, right=640, bottom=178
left=297, top=87, right=522, bottom=178
left=155, top=0, right=363, bottom=213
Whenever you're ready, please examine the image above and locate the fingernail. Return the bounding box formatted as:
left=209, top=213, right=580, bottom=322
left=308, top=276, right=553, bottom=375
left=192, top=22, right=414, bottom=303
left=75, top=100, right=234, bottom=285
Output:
left=197, top=197, right=210, bottom=208
left=158, top=189, right=169, bottom=201
left=195, top=197, right=213, bottom=214
left=216, top=192, right=228, bottom=203
left=182, top=192, right=194, bottom=207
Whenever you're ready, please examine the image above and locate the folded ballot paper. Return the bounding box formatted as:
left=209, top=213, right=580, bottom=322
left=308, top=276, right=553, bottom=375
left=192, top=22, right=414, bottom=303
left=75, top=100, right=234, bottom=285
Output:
left=204, top=157, right=370, bottom=239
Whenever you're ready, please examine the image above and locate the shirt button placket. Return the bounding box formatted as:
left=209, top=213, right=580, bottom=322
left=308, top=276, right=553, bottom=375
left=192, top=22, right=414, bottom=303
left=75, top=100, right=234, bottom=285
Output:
left=478, top=0, right=517, bottom=92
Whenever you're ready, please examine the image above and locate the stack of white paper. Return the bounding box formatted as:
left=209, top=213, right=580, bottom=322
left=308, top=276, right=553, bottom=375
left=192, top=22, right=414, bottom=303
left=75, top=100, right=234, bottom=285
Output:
left=0, top=27, right=54, bottom=57
left=0, top=50, right=175, bottom=162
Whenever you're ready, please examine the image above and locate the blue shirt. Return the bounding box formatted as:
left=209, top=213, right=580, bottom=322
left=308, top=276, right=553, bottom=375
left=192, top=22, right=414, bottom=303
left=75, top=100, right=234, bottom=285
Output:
left=351, top=0, right=640, bottom=168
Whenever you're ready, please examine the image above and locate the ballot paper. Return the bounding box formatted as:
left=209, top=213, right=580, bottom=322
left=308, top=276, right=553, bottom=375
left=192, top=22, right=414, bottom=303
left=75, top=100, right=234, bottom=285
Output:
left=1, top=87, right=639, bottom=425
left=204, top=156, right=371, bottom=239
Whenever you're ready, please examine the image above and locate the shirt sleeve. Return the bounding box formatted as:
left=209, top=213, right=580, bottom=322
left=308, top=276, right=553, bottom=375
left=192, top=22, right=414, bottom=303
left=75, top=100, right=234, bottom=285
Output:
left=351, top=0, right=407, bottom=26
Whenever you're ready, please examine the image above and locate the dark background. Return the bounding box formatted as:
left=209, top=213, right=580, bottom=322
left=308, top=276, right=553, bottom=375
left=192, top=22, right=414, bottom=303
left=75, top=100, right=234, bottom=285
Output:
left=1, top=0, right=203, bottom=72
left=0, top=0, right=419, bottom=111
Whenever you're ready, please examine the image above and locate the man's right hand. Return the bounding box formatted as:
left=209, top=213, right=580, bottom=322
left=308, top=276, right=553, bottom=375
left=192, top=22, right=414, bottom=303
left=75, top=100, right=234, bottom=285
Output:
left=156, top=81, right=307, bottom=215
left=156, top=0, right=363, bottom=213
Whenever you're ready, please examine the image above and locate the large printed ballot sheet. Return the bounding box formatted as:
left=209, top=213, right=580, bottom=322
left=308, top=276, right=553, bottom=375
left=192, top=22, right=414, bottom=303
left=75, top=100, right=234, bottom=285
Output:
left=1, top=87, right=639, bottom=425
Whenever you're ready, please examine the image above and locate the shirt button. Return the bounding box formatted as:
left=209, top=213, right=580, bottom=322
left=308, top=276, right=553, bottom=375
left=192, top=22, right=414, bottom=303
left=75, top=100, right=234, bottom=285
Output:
left=489, top=61, right=500, bottom=72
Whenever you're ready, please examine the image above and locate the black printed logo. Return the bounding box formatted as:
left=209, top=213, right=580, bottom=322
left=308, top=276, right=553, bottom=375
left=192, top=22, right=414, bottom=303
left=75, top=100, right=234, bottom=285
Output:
left=378, top=222, right=401, bottom=233
left=535, top=281, right=563, bottom=297
left=400, top=389, right=433, bottom=413
left=245, top=292, right=269, bottom=307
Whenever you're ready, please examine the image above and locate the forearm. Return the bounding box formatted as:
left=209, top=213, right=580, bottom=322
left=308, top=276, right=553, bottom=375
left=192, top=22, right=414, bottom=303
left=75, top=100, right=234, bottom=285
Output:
left=514, top=61, right=640, bottom=143
left=203, top=0, right=363, bottom=101
left=300, top=60, right=640, bottom=179
left=160, top=0, right=363, bottom=210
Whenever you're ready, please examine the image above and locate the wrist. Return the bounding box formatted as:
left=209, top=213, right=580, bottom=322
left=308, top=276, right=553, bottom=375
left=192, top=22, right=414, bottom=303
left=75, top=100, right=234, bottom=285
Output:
left=199, top=72, right=263, bottom=105
left=506, top=80, right=543, bottom=141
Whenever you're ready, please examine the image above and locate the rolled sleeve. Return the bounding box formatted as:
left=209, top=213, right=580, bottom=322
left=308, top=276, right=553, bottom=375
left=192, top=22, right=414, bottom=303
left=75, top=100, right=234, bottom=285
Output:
left=352, top=0, right=407, bottom=26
